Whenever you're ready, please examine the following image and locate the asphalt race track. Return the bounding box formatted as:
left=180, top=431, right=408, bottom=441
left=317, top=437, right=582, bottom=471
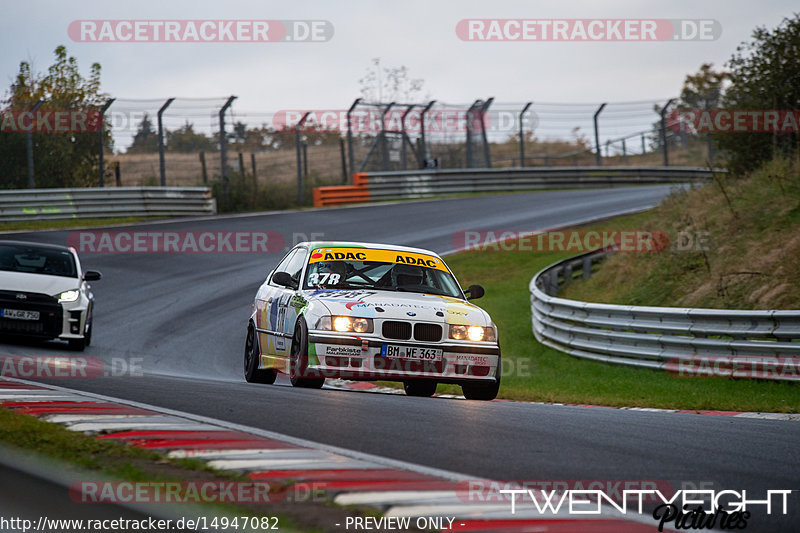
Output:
left=3, top=186, right=799, bottom=531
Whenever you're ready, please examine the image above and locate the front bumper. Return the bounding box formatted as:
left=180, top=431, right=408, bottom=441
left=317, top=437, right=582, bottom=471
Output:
left=0, top=290, right=88, bottom=342
left=307, top=332, right=500, bottom=383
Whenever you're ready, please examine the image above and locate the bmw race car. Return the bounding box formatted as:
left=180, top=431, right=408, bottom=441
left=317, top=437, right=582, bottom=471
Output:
left=0, top=240, right=102, bottom=351
left=245, top=242, right=501, bottom=400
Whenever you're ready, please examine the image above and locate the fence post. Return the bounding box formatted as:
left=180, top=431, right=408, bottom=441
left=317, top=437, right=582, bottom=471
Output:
left=379, top=102, right=395, bottom=171
left=26, top=100, right=43, bottom=189
left=339, top=138, right=348, bottom=183
left=346, top=98, right=361, bottom=181
left=250, top=153, right=257, bottom=193
left=157, top=98, right=175, bottom=186
left=98, top=98, right=115, bottom=187
left=660, top=98, right=676, bottom=166
left=302, top=142, right=309, bottom=179
left=238, top=152, right=245, bottom=180
left=219, top=95, right=237, bottom=195
left=519, top=102, right=532, bottom=167
left=593, top=103, right=607, bottom=166
left=199, top=151, right=208, bottom=184
left=419, top=100, right=435, bottom=168
left=295, top=111, right=311, bottom=205
left=114, top=162, right=121, bottom=187
left=622, top=137, right=627, bottom=163
left=400, top=104, right=416, bottom=170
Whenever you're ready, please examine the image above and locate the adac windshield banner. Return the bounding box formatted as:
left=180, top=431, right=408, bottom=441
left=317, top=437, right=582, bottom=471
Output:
left=309, top=247, right=450, bottom=272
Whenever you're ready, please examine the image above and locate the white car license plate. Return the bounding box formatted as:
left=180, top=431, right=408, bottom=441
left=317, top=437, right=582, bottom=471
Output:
left=381, top=345, right=442, bottom=361
left=1, top=308, right=40, bottom=321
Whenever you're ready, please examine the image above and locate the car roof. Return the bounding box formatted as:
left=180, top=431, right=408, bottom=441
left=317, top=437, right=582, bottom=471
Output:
left=0, top=239, right=74, bottom=253
left=301, top=241, right=443, bottom=258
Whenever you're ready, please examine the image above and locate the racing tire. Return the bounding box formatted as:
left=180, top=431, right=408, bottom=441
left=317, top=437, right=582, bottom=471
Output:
left=244, top=324, right=277, bottom=384
left=461, top=357, right=501, bottom=401
left=403, top=380, right=437, bottom=397
left=290, top=319, right=325, bottom=389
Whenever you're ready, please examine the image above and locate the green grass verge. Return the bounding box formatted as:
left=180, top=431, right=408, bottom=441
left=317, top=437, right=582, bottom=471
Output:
left=434, top=211, right=800, bottom=412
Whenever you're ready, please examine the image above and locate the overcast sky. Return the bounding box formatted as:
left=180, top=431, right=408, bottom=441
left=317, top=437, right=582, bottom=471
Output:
left=1, top=0, right=796, bottom=148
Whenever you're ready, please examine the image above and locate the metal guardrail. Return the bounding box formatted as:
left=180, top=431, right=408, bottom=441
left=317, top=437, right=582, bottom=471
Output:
left=0, top=187, right=216, bottom=222
left=529, top=251, right=800, bottom=381
left=313, top=166, right=719, bottom=206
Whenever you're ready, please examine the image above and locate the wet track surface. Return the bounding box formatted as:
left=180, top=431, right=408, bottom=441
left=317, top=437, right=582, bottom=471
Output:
left=3, top=187, right=799, bottom=531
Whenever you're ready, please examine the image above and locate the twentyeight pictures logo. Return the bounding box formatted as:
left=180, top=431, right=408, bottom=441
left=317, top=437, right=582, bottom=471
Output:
left=456, top=19, right=721, bottom=41
left=68, top=20, right=334, bottom=42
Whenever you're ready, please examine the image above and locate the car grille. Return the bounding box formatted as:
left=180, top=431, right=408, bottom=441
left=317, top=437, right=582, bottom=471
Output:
left=381, top=321, right=443, bottom=342
left=414, top=323, right=442, bottom=342
left=382, top=321, right=412, bottom=340
left=0, top=291, right=62, bottom=339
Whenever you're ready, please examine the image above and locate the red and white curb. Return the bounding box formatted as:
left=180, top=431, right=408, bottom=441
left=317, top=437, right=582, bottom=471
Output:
left=0, top=377, right=671, bottom=532
left=327, top=379, right=800, bottom=421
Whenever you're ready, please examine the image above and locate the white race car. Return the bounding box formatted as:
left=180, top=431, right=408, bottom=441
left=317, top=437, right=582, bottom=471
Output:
left=0, top=240, right=101, bottom=351
left=245, top=242, right=501, bottom=400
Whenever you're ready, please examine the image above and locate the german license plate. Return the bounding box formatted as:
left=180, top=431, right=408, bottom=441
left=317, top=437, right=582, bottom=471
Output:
left=1, top=308, right=40, bottom=320
left=381, top=344, right=442, bottom=361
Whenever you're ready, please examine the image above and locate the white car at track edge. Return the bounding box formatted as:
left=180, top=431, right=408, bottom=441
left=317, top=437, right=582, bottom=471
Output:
left=244, top=241, right=501, bottom=400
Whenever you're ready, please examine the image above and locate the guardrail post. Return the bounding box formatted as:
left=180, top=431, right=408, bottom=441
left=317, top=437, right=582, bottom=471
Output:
left=346, top=98, right=361, bottom=181
left=519, top=102, right=532, bottom=167
left=419, top=100, right=435, bottom=168
left=593, top=103, right=607, bottom=166
left=98, top=98, right=115, bottom=187
left=26, top=100, right=43, bottom=188
left=295, top=111, right=311, bottom=205
left=582, top=256, right=592, bottom=279
left=218, top=95, right=237, bottom=195
left=157, top=98, right=175, bottom=187
left=660, top=98, right=676, bottom=166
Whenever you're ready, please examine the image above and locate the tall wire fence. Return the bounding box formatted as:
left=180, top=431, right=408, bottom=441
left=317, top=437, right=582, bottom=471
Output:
left=11, top=94, right=712, bottom=208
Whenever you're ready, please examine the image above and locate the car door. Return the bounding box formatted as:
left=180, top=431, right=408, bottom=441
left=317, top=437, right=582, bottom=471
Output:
left=275, top=246, right=309, bottom=358
left=255, top=249, right=297, bottom=366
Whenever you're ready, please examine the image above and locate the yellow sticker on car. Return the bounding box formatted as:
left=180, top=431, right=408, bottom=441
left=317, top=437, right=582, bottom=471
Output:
left=309, top=247, right=450, bottom=272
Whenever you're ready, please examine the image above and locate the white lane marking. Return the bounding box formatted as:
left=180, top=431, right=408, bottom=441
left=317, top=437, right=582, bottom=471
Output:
left=66, top=422, right=219, bottom=432
left=43, top=414, right=155, bottom=423
left=207, top=458, right=381, bottom=471
left=335, top=490, right=457, bottom=506
left=168, top=448, right=324, bottom=459
left=2, top=377, right=487, bottom=482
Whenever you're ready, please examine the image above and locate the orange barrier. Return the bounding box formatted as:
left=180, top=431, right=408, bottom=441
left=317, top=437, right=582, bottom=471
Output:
left=313, top=173, right=370, bottom=207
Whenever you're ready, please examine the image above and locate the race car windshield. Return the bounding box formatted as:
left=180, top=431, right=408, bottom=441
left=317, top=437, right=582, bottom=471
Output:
left=0, top=244, right=77, bottom=278
left=303, top=259, right=463, bottom=298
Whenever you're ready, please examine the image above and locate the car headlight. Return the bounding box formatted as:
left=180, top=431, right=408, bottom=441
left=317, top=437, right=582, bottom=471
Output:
left=449, top=324, right=495, bottom=342
left=316, top=316, right=373, bottom=333
left=58, top=290, right=80, bottom=303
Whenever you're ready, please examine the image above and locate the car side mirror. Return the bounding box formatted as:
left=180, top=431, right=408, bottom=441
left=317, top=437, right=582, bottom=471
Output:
left=272, top=271, right=297, bottom=289
left=83, top=270, right=102, bottom=281
left=465, top=284, right=484, bottom=300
